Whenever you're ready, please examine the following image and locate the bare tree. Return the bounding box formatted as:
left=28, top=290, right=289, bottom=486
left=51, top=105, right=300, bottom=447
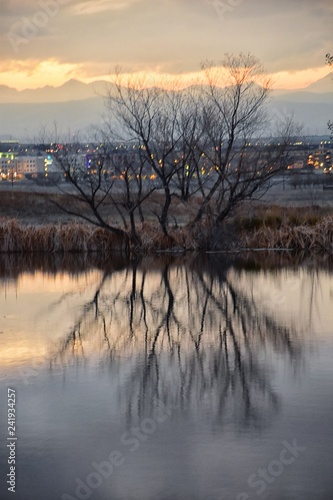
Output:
left=169, top=87, right=207, bottom=202
left=191, top=54, right=300, bottom=225
left=41, top=54, right=300, bottom=251
left=49, top=130, right=156, bottom=248
left=52, top=139, right=127, bottom=237
left=105, top=56, right=300, bottom=234
left=104, top=74, right=188, bottom=235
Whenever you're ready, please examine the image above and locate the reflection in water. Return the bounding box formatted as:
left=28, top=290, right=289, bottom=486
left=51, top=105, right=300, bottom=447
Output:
left=47, top=256, right=304, bottom=430
left=1, top=253, right=333, bottom=500
left=0, top=252, right=129, bottom=280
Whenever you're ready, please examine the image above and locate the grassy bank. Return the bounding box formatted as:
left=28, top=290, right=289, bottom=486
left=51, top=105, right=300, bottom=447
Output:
left=1, top=187, right=333, bottom=253
left=0, top=219, right=128, bottom=253
left=0, top=219, right=222, bottom=253
left=242, top=217, right=333, bottom=252
left=1, top=208, right=333, bottom=254
left=234, top=205, right=333, bottom=252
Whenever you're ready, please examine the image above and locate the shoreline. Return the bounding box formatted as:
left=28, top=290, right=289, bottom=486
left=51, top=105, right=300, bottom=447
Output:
left=1, top=185, right=333, bottom=254
left=0, top=215, right=332, bottom=255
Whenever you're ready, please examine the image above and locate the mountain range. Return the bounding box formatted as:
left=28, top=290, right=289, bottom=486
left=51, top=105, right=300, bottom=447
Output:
left=1, top=73, right=332, bottom=140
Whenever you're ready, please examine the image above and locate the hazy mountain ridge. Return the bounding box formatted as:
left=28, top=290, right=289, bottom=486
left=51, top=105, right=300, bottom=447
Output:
left=0, top=79, right=112, bottom=104
left=303, top=72, right=333, bottom=93
left=0, top=74, right=332, bottom=140
left=1, top=73, right=332, bottom=104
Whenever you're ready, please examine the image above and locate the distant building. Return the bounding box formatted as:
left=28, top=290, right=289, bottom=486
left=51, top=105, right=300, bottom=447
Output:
left=307, top=143, right=332, bottom=171
left=0, top=152, right=17, bottom=178
left=16, top=156, right=38, bottom=175
left=0, top=151, right=62, bottom=180
left=0, top=140, right=19, bottom=153
left=288, top=159, right=304, bottom=170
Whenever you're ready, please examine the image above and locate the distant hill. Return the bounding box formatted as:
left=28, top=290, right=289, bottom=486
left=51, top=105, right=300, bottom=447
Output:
left=1, top=73, right=332, bottom=104
left=304, top=73, right=333, bottom=93
left=0, top=79, right=113, bottom=104
left=0, top=76, right=332, bottom=139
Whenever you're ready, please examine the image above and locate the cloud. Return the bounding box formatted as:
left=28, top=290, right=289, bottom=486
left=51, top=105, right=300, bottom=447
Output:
left=0, top=0, right=332, bottom=90
left=0, top=59, right=80, bottom=89
left=0, top=0, right=38, bottom=17
left=71, top=0, right=141, bottom=15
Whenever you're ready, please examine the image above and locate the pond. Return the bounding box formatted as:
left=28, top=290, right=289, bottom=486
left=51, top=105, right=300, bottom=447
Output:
left=0, top=253, right=333, bottom=500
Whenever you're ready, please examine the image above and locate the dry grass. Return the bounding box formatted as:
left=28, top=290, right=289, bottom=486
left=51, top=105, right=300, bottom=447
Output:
left=0, top=218, right=225, bottom=254
left=1, top=201, right=333, bottom=255
left=243, top=216, right=333, bottom=252
left=2, top=216, right=333, bottom=254
left=233, top=203, right=333, bottom=230
left=138, top=222, right=189, bottom=252
left=0, top=219, right=128, bottom=253
left=137, top=219, right=238, bottom=252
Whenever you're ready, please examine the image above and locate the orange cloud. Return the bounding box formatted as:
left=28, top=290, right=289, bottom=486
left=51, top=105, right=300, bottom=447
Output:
left=270, top=66, right=331, bottom=90
left=0, top=59, right=81, bottom=90
left=71, top=0, right=141, bottom=15
left=0, top=60, right=330, bottom=92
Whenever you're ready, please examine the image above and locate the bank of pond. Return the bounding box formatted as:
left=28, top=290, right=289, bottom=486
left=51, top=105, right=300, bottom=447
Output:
left=0, top=214, right=333, bottom=254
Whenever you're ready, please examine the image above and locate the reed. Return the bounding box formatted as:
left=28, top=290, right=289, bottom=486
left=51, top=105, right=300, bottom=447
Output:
left=138, top=220, right=221, bottom=252
left=234, top=203, right=333, bottom=230
left=0, top=219, right=127, bottom=253
left=1, top=215, right=333, bottom=254
left=138, top=223, right=188, bottom=252
left=243, top=216, right=333, bottom=252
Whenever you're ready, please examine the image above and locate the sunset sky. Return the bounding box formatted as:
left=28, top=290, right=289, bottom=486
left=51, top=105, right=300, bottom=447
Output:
left=0, top=0, right=332, bottom=91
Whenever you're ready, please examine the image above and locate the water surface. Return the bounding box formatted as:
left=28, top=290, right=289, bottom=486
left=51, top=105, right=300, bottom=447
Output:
left=0, top=253, right=333, bottom=500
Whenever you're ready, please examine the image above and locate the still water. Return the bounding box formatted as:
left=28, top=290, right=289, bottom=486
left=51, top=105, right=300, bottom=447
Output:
left=0, top=253, right=333, bottom=500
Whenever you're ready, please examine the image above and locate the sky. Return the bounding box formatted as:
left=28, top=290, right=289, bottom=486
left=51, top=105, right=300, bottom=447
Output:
left=0, top=0, right=332, bottom=91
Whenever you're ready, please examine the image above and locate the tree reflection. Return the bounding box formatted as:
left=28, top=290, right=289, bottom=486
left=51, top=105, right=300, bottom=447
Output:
left=49, top=256, right=303, bottom=429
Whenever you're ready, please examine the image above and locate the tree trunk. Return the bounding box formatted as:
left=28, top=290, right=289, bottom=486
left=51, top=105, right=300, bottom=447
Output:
left=160, top=186, right=172, bottom=236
